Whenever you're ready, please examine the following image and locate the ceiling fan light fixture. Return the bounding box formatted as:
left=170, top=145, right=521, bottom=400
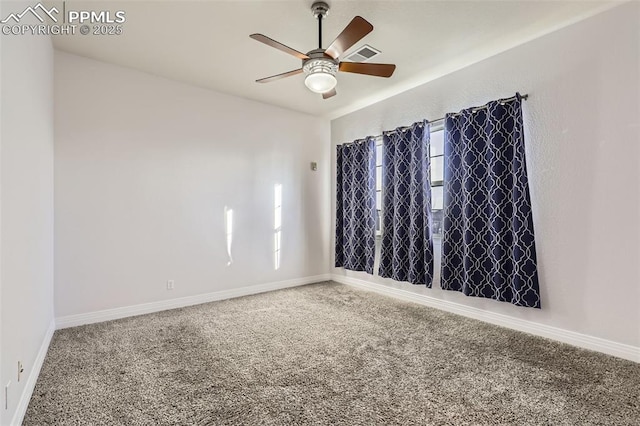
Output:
left=304, top=72, right=337, bottom=93
left=303, top=57, right=338, bottom=93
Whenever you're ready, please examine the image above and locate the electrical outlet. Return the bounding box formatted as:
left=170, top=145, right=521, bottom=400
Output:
left=167, top=280, right=175, bottom=290
left=17, top=362, right=24, bottom=382
left=5, top=381, right=10, bottom=410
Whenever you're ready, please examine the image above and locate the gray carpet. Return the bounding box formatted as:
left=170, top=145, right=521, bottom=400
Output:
left=25, top=282, right=639, bottom=425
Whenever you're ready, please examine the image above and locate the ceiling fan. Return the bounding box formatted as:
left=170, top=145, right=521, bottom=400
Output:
left=250, top=1, right=396, bottom=99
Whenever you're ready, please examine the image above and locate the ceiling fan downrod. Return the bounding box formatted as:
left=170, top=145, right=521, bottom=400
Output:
left=311, top=2, right=329, bottom=50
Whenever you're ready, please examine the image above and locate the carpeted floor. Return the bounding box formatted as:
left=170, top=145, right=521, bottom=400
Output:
left=25, top=282, right=639, bottom=425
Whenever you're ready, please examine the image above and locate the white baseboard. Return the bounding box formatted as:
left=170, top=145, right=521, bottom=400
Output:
left=332, top=274, right=640, bottom=363
left=11, top=319, right=55, bottom=426
left=56, top=274, right=331, bottom=329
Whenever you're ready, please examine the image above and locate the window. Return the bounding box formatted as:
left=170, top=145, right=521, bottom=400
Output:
left=374, top=126, right=445, bottom=239
left=429, top=125, right=444, bottom=238
left=375, top=137, right=383, bottom=235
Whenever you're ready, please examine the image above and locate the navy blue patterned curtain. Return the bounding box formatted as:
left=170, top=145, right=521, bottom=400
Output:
left=441, top=94, right=540, bottom=308
left=378, top=121, right=434, bottom=286
left=335, top=138, right=377, bottom=274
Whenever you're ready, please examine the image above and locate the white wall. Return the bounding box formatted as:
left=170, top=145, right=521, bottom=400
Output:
left=0, top=2, right=55, bottom=423
left=54, top=51, right=331, bottom=318
left=331, top=3, right=639, bottom=349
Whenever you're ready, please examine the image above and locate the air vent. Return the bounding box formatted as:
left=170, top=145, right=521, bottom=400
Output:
left=344, top=44, right=381, bottom=63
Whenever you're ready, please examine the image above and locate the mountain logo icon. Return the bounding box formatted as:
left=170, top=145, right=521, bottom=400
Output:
left=1, top=2, right=59, bottom=24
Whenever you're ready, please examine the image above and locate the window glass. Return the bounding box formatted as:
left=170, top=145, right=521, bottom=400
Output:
left=431, top=186, right=443, bottom=210
left=430, top=129, right=444, bottom=156
left=431, top=156, right=444, bottom=184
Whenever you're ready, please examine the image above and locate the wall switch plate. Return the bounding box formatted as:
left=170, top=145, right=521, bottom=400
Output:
left=310, top=162, right=317, bottom=171
left=167, top=280, right=175, bottom=290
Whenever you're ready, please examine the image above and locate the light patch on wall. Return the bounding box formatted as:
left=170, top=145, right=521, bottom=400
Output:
left=274, top=183, right=282, bottom=270
left=224, top=206, right=234, bottom=266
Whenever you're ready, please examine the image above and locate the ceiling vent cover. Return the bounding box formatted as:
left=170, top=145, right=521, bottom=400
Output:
left=344, top=44, right=381, bottom=63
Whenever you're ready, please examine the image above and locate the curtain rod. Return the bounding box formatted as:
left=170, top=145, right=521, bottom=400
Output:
left=394, top=93, right=529, bottom=132
left=340, top=93, right=529, bottom=145
left=428, top=93, right=528, bottom=126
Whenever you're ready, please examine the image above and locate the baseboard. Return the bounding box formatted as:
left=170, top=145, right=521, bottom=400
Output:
left=11, top=319, right=55, bottom=426
left=332, top=274, right=640, bottom=363
left=56, top=274, right=331, bottom=329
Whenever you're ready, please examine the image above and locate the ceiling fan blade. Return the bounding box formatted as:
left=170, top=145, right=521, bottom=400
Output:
left=325, top=16, right=373, bottom=59
left=256, top=69, right=303, bottom=83
left=250, top=34, right=309, bottom=60
left=322, top=89, right=337, bottom=99
left=339, top=62, right=396, bottom=77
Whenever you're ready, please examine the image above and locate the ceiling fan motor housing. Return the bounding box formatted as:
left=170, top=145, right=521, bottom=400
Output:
left=303, top=49, right=338, bottom=76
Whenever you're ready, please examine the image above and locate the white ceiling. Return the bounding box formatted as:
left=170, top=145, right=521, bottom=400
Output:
left=50, top=0, right=620, bottom=118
